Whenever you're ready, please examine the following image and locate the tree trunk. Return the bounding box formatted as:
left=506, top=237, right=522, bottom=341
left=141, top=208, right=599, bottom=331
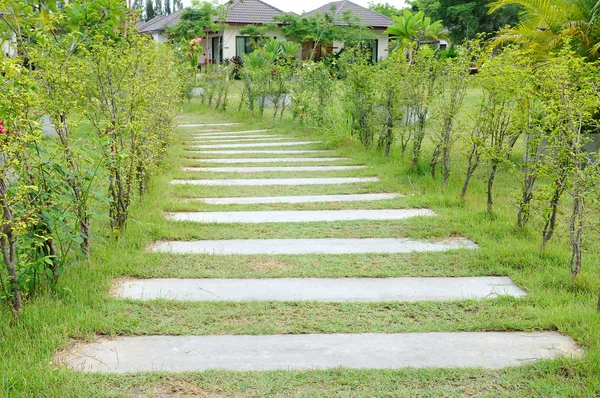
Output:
left=0, top=179, right=21, bottom=316
left=80, top=216, right=90, bottom=258
left=461, top=143, right=479, bottom=200
left=442, top=129, right=451, bottom=190
left=487, top=164, right=498, bottom=215
left=430, top=145, right=440, bottom=179
left=411, top=114, right=426, bottom=167
left=541, top=174, right=566, bottom=250
left=517, top=188, right=534, bottom=229
left=569, top=191, right=583, bottom=277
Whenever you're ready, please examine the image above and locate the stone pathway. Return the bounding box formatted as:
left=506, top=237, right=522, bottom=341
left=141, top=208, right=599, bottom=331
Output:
left=178, top=123, right=241, bottom=127
left=194, top=129, right=270, bottom=136
left=67, top=332, right=579, bottom=373
left=165, top=209, right=436, bottom=223
left=182, top=165, right=366, bottom=172
left=192, top=141, right=320, bottom=149
left=187, top=193, right=401, bottom=204
left=113, top=277, right=527, bottom=302
left=66, top=121, right=580, bottom=374
left=190, top=137, right=289, bottom=142
left=192, top=157, right=349, bottom=163
left=170, top=177, right=380, bottom=186
left=188, top=149, right=334, bottom=155
left=149, top=238, right=479, bottom=255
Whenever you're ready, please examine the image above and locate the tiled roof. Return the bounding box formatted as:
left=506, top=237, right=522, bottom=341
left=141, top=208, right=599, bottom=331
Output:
left=303, top=1, right=393, bottom=28
left=138, top=9, right=185, bottom=33
left=138, top=0, right=290, bottom=33
left=225, top=0, right=288, bottom=24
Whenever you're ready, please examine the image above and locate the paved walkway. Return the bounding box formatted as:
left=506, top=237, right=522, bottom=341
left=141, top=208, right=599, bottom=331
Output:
left=68, top=332, right=578, bottom=373
left=66, top=121, right=579, bottom=373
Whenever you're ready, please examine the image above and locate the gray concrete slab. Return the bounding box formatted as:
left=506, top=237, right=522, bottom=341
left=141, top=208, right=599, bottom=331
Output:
left=178, top=123, right=241, bottom=127
left=165, top=209, right=435, bottom=224
left=192, top=136, right=285, bottom=141
left=181, top=166, right=367, bottom=172
left=193, top=158, right=349, bottom=164
left=187, top=193, right=400, bottom=205
left=187, top=150, right=333, bottom=155
left=113, top=277, right=527, bottom=302
left=148, top=238, right=478, bottom=255
left=65, top=332, right=579, bottom=373
left=193, top=130, right=269, bottom=136
left=170, top=177, right=379, bottom=186
left=192, top=142, right=320, bottom=149
left=42, top=115, right=58, bottom=138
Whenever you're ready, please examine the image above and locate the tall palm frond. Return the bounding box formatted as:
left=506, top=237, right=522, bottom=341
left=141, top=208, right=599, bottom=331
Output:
left=489, top=0, right=600, bottom=59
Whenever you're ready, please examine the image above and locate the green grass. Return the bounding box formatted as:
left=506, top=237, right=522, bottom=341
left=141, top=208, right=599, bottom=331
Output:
left=1, top=95, right=600, bottom=397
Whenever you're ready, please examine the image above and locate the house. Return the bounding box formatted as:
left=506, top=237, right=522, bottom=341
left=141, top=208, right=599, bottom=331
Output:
left=0, top=11, right=17, bottom=58
left=138, top=0, right=290, bottom=64
left=302, top=1, right=393, bottom=62
left=138, top=0, right=394, bottom=63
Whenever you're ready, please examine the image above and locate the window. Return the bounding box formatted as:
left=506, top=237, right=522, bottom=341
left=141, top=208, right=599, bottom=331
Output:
left=212, top=36, right=223, bottom=63
left=236, top=37, right=254, bottom=57
left=346, top=40, right=379, bottom=63
left=365, top=39, right=378, bottom=63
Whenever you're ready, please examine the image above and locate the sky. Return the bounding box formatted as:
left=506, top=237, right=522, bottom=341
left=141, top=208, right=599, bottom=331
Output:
left=183, top=0, right=408, bottom=15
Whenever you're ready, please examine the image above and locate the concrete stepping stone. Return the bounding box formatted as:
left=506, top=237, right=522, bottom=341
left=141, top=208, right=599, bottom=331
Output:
left=178, top=123, right=241, bottom=127
left=181, top=166, right=367, bottom=172
left=191, top=137, right=285, bottom=141
left=149, top=238, right=478, bottom=255
left=187, top=193, right=400, bottom=205
left=193, top=158, right=349, bottom=164
left=193, top=130, right=269, bottom=136
left=165, top=209, right=435, bottom=224
left=113, top=277, right=527, bottom=302
left=192, top=142, right=320, bottom=149
left=170, top=177, right=379, bottom=186
left=188, top=150, right=333, bottom=155
left=65, top=332, right=579, bottom=373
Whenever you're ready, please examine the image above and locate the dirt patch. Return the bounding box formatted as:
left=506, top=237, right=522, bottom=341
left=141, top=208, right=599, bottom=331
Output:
left=246, top=257, right=291, bottom=273
left=130, top=380, right=228, bottom=398
left=53, top=336, right=118, bottom=371
left=109, top=276, right=140, bottom=298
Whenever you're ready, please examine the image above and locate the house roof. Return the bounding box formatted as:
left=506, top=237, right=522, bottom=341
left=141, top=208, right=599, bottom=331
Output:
left=138, top=9, right=185, bottom=33
left=225, top=0, right=288, bottom=24
left=303, top=1, right=393, bottom=28
left=138, top=0, right=290, bottom=34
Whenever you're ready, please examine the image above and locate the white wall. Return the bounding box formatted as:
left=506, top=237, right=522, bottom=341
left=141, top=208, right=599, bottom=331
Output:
left=152, top=32, right=167, bottom=44
left=201, top=26, right=287, bottom=64
left=156, top=25, right=390, bottom=64
left=374, top=29, right=389, bottom=61
left=1, top=35, right=17, bottom=57
left=328, top=29, right=390, bottom=61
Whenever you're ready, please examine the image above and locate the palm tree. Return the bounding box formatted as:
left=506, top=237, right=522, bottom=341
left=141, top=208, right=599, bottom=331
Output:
left=384, top=9, right=445, bottom=63
left=489, top=0, right=600, bottom=60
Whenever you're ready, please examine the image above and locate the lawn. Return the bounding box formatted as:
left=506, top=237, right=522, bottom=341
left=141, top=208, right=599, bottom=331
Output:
left=1, top=91, right=600, bottom=397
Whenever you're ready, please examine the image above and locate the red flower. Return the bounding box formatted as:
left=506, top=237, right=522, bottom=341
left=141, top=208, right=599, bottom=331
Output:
left=0, top=121, right=10, bottom=135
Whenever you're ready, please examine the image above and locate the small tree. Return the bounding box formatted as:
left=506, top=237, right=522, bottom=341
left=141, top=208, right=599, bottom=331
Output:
left=85, top=34, right=179, bottom=231
left=340, top=48, right=377, bottom=147
left=536, top=48, right=600, bottom=274
left=290, top=61, right=335, bottom=125
left=460, top=47, right=531, bottom=213
left=375, top=50, right=407, bottom=157
left=429, top=43, right=474, bottom=187
left=384, top=9, right=445, bottom=63
left=404, top=47, right=441, bottom=168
